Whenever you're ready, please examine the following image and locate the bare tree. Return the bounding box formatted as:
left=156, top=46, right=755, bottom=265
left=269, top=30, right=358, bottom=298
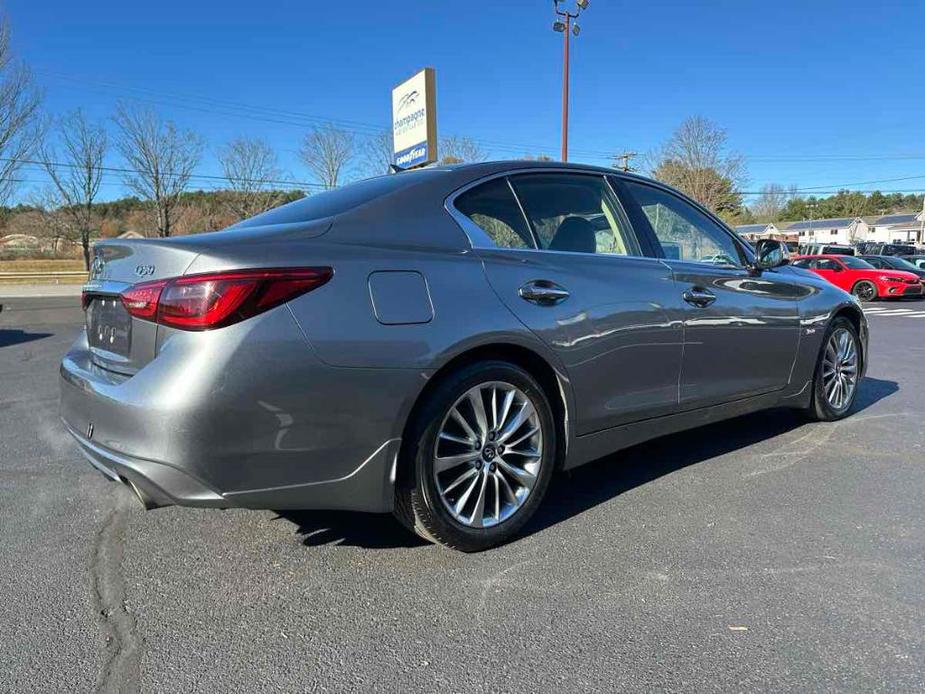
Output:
left=30, top=186, right=75, bottom=256
left=750, top=183, right=791, bottom=223
left=0, top=17, right=42, bottom=205
left=361, top=129, right=394, bottom=177
left=649, top=116, right=747, bottom=215
left=39, top=110, right=107, bottom=269
left=218, top=136, right=285, bottom=220
left=299, top=123, right=354, bottom=189
left=114, top=103, right=203, bottom=237
left=440, top=136, right=487, bottom=164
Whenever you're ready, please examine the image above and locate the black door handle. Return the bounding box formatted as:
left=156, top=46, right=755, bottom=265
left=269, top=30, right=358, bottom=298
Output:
left=519, top=280, right=570, bottom=305
left=682, top=287, right=716, bottom=308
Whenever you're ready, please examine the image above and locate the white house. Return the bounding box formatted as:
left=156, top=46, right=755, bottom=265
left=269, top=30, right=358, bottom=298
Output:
left=734, top=223, right=779, bottom=240
left=861, top=213, right=924, bottom=244
left=778, top=217, right=869, bottom=246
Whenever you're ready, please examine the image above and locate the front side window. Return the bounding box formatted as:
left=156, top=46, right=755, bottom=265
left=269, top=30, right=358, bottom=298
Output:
left=509, top=173, right=642, bottom=256
left=454, top=178, right=534, bottom=249
left=815, top=258, right=842, bottom=271
left=621, top=181, right=744, bottom=267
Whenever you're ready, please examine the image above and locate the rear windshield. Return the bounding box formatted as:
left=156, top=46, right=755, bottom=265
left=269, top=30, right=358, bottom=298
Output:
left=233, top=169, right=443, bottom=228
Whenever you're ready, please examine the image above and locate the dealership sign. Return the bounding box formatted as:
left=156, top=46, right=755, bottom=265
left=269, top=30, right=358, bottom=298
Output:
left=392, top=68, right=437, bottom=169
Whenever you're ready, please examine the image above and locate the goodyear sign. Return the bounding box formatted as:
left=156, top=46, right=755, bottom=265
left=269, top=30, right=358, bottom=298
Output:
left=392, top=68, right=437, bottom=169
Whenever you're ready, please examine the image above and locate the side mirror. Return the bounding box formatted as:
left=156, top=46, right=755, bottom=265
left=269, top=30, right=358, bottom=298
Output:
left=752, top=239, right=789, bottom=272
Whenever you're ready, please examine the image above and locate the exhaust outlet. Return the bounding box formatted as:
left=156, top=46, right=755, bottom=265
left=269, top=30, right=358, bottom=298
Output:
left=123, top=477, right=161, bottom=510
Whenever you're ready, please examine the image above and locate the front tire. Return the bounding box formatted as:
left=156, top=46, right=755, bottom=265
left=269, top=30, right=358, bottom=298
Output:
left=806, top=317, right=861, bottom=421
left=851, top=280, right=877, bottom=302
left=394, top=361, right=557, bottom=552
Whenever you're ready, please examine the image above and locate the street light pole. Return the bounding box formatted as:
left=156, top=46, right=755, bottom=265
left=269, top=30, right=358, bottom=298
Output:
left=553, top=1, right=588, bottom=162
left=561, top=12, right=570, bottom=162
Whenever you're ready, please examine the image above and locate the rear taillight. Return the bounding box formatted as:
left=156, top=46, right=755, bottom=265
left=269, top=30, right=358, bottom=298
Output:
left=121, top=280, right=167, bottom=320
left=120, top=267, right=332, bottom=331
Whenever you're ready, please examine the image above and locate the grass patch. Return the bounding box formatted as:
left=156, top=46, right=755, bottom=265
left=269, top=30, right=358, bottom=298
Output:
left=0, top=258, right=87, bottom=284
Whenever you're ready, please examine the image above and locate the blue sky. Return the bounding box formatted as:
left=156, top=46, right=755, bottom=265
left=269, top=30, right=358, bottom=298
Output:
left=7, top=0, right=925, bottom=201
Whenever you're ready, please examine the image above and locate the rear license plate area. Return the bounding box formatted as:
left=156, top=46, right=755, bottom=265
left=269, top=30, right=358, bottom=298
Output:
left=86, top=296, right=132, bottom=356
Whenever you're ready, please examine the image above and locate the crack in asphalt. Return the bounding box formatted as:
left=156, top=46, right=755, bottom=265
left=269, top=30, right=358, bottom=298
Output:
left=90, top=491, right=141, bottom=694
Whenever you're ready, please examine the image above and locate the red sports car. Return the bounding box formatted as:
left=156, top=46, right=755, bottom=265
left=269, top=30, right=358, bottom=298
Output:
left=791, top=254, right=923, bottom=302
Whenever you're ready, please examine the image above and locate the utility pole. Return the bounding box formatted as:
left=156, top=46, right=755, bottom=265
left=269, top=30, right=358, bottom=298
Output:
left=552, top=1, right=589, bottom=162
left=613, top=151, right=638, bottom=172
left=917, top=195, right=925, bottom=246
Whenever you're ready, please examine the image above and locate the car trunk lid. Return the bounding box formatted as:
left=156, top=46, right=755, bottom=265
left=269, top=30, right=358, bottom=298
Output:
left=82, top=239, right=201, bottom=374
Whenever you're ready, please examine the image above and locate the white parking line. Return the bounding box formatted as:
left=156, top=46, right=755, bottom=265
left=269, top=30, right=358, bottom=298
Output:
left=861, top=307, right=925, bottom=319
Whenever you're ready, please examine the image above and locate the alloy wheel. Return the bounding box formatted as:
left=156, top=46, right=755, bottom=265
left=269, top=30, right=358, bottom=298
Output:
left=433, top=381, right=543, bottom=528
left=822, top=328, right=859, bottom=410
left=853, top=282, right=876, bottom=302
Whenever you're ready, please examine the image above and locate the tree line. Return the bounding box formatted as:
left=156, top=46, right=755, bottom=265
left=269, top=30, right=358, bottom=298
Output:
left=646, top=115, right=923, bottom=227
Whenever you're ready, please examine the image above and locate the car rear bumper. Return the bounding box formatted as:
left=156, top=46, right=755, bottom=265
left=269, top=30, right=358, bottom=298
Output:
left=59, top=309, right=422, bottom=513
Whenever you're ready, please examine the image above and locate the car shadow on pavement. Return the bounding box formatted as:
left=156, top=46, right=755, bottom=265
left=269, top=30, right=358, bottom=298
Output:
left=274, top=510, right=428, bottom=549
left=851, top=376, right=899, bottom=411
left=275, top=377, right=898, bottom=550
left=524, top=376, right=899, bottom=538
left=0, top=329, right=52, bottom=348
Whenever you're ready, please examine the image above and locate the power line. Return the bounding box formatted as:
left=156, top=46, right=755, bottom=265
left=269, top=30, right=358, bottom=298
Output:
left=37, top=69, right=607, bottom=161
left=781, top=174, right=925, bottom=192
left=5, top=157, right=325, bottom=189
left=13, top=155, right=925, bottom=199
left=36, top=69, right=925, bottom=167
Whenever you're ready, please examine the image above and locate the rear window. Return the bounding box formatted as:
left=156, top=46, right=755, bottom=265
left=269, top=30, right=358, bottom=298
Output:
left=233, top=170, right=443, bottom=228
left=454, top=178, right=534, bottom=249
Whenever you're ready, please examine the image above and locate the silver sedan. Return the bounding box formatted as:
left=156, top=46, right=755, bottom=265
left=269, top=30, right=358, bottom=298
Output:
left=61, top=162, right=868, bottom=551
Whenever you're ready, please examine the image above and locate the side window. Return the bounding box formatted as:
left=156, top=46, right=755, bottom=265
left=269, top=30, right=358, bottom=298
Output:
left=621, top=181, right=744, bottom=267
left=454, top=178, right=534, bottom=249
left=509, top=173, right=642, bottom=256
left=791, top=258, right=812, bottom=268
left=816, top=258, right=840, bottom=271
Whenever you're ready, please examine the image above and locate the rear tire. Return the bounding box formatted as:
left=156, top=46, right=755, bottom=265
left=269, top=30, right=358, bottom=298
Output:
left=394, top=361, right=557, bottom=552
left=806, top=316, right=861, bottom=421
left=851, top=280, right=877, bottom=302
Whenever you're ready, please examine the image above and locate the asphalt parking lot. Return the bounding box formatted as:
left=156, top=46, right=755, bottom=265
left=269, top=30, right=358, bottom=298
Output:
left=1, top=296, right=923, bottom=693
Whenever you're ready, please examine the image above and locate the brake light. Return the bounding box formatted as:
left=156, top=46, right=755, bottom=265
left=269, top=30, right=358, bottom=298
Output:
left=121, top=280, right=167, bottom=320
left=120, top=267, right=332, bottom=331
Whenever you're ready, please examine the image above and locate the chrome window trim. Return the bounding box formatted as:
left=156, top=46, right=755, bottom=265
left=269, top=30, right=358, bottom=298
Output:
left=444, top=167, right=652, bottom=262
